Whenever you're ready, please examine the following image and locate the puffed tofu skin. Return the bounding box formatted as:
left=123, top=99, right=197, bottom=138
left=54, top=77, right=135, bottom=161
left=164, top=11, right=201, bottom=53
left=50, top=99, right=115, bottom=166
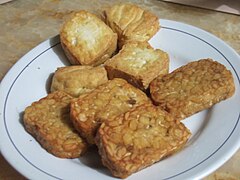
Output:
left=95, top=104, right=191, bottom=178
left=104, top=3, right=159, bottom=48
left=60, top=10, right=117, bottom=66
left=150, top=59, right=235, bottom=121
left=51, top=66, right=108, bottom=97
left=23, top=91, right=88, bottom=158
left=70, top=78, right=150, bottom=144
left=104, top=42, right=169, bottom=91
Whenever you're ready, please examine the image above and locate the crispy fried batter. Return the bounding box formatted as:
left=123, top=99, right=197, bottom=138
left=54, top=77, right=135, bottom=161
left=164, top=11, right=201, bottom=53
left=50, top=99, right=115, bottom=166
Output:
left=105, top=42, right=169, bottom=91
left=60, top=10, right=117, bottom=66
left=51, top=66, right=108, bottom=97
left=23, top=91, right=88, bottom=158
left=70, top=78, right=150, bottom=144
left=150, top=59, right=235, bottom=121
left=96, top=104, right=191, bottom=178
left=104, top=3, right=159, bottom=48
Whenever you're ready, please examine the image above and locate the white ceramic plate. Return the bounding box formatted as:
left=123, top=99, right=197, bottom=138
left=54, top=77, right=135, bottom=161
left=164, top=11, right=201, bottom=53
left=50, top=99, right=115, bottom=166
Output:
left=0, top=19, right=239, bottom=180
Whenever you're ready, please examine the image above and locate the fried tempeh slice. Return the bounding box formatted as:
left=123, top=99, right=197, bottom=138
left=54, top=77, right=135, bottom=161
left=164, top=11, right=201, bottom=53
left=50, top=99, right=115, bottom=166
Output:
left=51, top=66, right=108, bottom=97
left=23, top=91, right=88, bottom=158
left=60, top=10, right=117, bottom=66
left=150, top=59, right=235, bottom=121
left=95, top=104, right=191, bottom=178
left=70, top=78, right=150, bottom=144
left=104, top=3, right=159, bottom=48
left=105, top=42, right=169, bottom=91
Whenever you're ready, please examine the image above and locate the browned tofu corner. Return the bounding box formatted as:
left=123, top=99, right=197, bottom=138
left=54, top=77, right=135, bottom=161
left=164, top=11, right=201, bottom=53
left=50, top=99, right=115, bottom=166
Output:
left=105, top=42, right=169, bottom=91
left=104, top=3, right=159, bottom=48
left=51, top=65, right=108, bottom=97
left=60, top=10, right=117, bottom=66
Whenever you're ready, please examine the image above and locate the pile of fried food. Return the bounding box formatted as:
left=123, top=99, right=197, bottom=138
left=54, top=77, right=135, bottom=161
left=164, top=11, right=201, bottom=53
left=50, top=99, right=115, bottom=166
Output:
left=23, top=3, right=235, bottom=179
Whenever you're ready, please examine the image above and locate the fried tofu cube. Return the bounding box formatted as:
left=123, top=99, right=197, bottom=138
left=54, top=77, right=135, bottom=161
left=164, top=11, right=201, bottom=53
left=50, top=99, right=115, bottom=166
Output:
left=104, top=3, right=159, bottom=48
left=104, top=42, right=169, bottom=91
left=60, top=10, right=117, bottom=66
left=23, top=91, right=88, bottom=158
left=70, top=78, right=150, bottom=144
left=51, top=66, right=108, bottom=97
left=150, top=59, right=235, bottom=121
left=95, top=104, right=191, bottom=178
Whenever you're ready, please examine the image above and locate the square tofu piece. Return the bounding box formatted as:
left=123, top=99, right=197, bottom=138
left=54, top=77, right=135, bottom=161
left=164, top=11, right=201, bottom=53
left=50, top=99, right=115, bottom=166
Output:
left=23, top=91, right=88, bottom=158
left=70, top=78, right=150, bottom=144
left=150, top=59, right=235, bottom=121
left=51, top=66, right=108, bottom=97
left=104, top=42, right=169, bottom=91
left=96, top=104, right=191, bottom=178
left=104, top=3, right=159, bottom=48
left=60, top=10, right=117, bottom=66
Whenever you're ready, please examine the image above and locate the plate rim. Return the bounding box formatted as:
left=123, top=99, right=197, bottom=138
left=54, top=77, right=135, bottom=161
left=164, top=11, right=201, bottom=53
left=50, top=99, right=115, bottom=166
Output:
left=0, top=19, right=240, bottom=180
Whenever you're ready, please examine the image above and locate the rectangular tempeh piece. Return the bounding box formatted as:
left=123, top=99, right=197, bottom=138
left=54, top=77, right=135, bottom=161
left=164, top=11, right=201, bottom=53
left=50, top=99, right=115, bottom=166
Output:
left=150, top=59, right=235, bottom=121
left=105, top=42, right=169, bottom=91
left=23, top=91, right=88, bottom=158
left=95, top=104, right=191, bottom=178
left=70, top=78, right=150, bottom=144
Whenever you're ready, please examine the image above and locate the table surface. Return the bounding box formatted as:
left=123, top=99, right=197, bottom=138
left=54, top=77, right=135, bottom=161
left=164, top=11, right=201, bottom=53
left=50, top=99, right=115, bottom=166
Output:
left=0, top=0, right=239, bottom=179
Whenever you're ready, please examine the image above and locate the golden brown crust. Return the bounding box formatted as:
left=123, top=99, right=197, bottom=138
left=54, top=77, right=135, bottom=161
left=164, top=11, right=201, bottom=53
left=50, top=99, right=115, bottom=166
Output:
left=23, top=91, right=88, bottom=158
left=104, top=3, right=160, bottom=48
left=61, top=41, right=80, bottom=65
left=95, top=104, right=191, bottom=178
left=104, top=42, right=169, bottom=91
left=70, top=78, right=150, bottom=144
left=150, top=59, right=235, bottom=121
left=51, top=65, right=108, bottom=97
left=60, top=10, right=117, bottom=66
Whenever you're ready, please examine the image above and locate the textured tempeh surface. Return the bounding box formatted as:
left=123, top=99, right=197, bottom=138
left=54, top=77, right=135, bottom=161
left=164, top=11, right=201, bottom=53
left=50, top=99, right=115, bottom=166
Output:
left=96, top=103, right=191, bottom=178
left=23, top=91, right=88, bottom=158
left=70, top=78, right=150, bottom=144
left=150, top=59, right=235, bottom=121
